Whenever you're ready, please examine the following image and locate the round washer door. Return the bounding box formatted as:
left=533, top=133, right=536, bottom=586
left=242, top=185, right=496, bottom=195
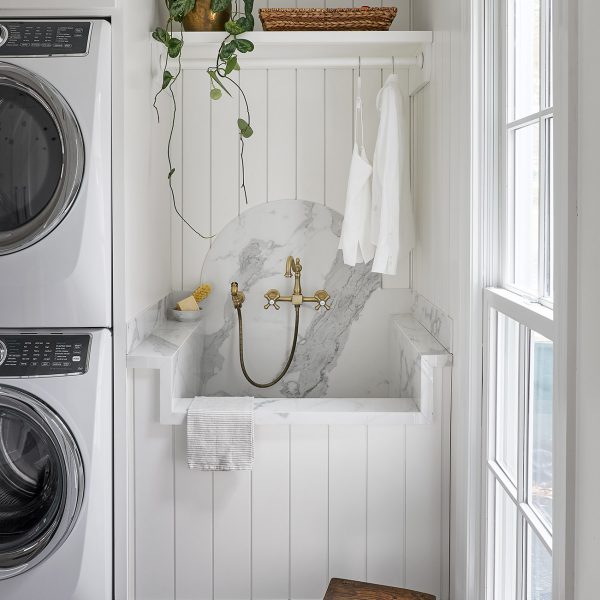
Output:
left=0, top=385, right=84, bottom=579
left=0, top=62, right=84, bottom=255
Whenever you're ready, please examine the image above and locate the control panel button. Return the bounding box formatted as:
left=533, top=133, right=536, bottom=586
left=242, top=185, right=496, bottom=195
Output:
left=0, top=340, right=6, bottom=366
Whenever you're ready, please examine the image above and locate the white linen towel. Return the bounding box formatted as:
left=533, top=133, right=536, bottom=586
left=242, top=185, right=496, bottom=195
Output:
left=187, top=397, right=254, bottom=470
left=339, top=75, right=376, bottom=265
left=370, top=74, right=415, bottom=275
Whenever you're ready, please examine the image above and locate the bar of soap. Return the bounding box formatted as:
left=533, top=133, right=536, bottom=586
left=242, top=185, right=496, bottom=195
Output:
left=175, top=295, right=200, bottom=311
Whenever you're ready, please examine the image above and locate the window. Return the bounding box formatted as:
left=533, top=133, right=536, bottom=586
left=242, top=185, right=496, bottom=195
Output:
left=484, top=0, right=554, bottom=598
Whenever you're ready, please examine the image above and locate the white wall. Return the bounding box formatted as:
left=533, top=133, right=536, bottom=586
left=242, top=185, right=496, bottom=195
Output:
left=574, top=0, right=600, bottom=596
left=122, top=0, right=173, bottom=322
left=128, top=4, right=455, bottom=600
left=410, top=2, right=471, bottom=600
left=132, top=368, right=448, bottom=600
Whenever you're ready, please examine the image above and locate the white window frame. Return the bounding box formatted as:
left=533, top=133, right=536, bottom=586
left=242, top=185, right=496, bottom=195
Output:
left=499, top=0, right=554, bottom=307
left=479, top=0, right=564, bottom=598
left=483, top=287, right=554, bottom=599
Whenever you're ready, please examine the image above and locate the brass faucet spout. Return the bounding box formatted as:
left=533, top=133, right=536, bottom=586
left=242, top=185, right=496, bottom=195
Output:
left=284, top=256, right=294, bottom=278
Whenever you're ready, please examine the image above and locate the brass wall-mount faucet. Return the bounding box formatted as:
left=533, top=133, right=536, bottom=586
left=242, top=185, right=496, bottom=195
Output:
left=230, top=256, right=332, bottom=388
left=264, top=256, right=331, bottom=311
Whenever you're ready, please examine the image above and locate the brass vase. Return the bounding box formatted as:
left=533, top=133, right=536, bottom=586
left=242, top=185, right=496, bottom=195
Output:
left=182, top=0, right=232, bottom=31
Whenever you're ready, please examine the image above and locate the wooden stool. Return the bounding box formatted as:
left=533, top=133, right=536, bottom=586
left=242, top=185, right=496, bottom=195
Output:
left=324, top=578, right=436, bottom=600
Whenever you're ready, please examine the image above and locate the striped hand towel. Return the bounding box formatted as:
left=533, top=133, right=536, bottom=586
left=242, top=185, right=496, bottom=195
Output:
left=187, top=397, right=254, bottom=470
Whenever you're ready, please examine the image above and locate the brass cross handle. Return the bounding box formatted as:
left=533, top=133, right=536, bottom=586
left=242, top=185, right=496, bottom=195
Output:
left=313, top=290, right=331, bottom=311
left=264, top=289, right=281, bottom=310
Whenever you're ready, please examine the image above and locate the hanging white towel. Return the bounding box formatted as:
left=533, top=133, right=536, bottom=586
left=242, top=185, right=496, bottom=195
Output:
left=338, top=75, right=375, bottom=266
left=370, top=74, right=415, bottom=275
left=187, top=397, right=254, bottom=470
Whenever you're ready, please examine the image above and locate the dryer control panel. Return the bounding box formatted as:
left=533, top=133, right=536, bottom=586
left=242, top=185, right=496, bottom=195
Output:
left=0, top=334, right=91, bottom=377
left=0, top=21, right=91, bottom=56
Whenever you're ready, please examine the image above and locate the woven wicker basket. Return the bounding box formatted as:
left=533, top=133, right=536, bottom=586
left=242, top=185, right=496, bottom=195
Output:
left=259, top=7, right=397, bottom=31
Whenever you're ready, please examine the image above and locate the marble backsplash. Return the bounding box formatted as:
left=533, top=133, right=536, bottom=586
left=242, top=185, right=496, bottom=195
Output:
left=199, top=199, right=413, bottom=398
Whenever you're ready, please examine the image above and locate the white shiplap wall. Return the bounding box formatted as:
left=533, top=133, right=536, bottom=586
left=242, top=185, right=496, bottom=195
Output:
left=133, top=367, right=449, bottom=600
left=132, top=5, right=451, bottom=600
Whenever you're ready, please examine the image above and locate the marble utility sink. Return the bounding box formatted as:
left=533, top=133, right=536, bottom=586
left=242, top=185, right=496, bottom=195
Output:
left=126, top=313, right=452, bottom=426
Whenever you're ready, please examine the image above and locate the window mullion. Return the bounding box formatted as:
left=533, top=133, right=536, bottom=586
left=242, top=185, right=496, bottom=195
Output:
left=516, top=324, right=529, bottom=599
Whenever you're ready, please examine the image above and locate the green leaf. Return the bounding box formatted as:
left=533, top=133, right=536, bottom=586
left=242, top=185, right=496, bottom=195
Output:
left=167, top=37, right=183, bottom=58
left=224, top=19, right=246, bottom=35
left=168, top=167, right=176, bottom=179
left=237, top=118, right=254, bottom=138
left=152, top=27, right=170, bottom=45
left=225, top=55, right=239, bottom=74
left=219, top=40, right=237, bottom=60
left=208, top=70, right=232, bottom=96
left=244, top=0, right=254, bottom=16
left=169, top=0, right=196, bottom=20
left=236, top=15, right=254, bottom=32
left=210, top=0, right=231, bottom=13
left=210, top=88, right=222, bottom=100
left=162, top=70, right=175, bottom=90
left=234, top=38, right=254, bottom=53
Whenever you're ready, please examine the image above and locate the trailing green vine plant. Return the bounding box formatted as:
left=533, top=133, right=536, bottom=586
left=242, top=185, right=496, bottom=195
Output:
left=153, top=0, right=255, bottom=240
left=206, top=0, right=255, bottom=205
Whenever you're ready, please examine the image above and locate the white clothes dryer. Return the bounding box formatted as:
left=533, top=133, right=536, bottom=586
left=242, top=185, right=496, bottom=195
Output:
left=0, top=20, right=111, bottom=328
left=0, top=328, right=111, bottom=600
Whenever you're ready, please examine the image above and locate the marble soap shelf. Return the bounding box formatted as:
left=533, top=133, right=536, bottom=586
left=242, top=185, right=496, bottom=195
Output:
left=127, top=312, right=452, bottom=426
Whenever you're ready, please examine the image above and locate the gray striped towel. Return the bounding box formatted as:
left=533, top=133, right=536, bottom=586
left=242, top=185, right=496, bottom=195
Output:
left=187, top=397, right=254, bottom=470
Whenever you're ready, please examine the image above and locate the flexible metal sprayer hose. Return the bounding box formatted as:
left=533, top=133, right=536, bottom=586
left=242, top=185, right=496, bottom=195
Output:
left=235, top=305, right=300, bottom=388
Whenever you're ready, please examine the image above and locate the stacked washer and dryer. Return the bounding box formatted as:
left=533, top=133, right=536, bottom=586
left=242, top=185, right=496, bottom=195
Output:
left=0, top=20, right=112, bottom=599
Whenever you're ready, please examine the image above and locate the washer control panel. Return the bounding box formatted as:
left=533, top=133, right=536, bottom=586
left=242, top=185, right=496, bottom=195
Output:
left=0, top=21, right=91, bottom=56
left=0, top=334, right=91, bottom=376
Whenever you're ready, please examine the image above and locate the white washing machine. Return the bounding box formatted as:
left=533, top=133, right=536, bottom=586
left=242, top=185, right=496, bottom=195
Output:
left=0, top=20, right=111, bottom=328
left=0, top=328, right=111, bottom=600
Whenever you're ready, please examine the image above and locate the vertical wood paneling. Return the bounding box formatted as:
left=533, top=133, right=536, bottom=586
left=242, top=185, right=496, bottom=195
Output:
left=290, top=425, right=330, bottom=600
left=239, top=69, right=268, bottom=211
left=252, top=426, right=291, bottom=600
left=405, top=422, right=442, bottom=598
left=366, top=426, right=406, bottom=587
left=213, top=471, right=252, bottom=600
left=133, top=369, right=175, bottom=600
left=325, top=70, right=353, bottom=214
left=182, top=70, right=212, bottom=289
left=165, top=77, right=183, bottom=290
left=297, top=69, right=325, bottom=204
left=267, top=70, right=297, bottom=201
left=174, top=426, right=213, bottom=600
left=211, top=72, right=240, bottom=232
left=329, top=426, right=367, bottom=581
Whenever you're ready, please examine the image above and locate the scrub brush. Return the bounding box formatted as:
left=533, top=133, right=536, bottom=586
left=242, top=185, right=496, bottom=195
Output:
left=193, top=283, right=212, bottom=303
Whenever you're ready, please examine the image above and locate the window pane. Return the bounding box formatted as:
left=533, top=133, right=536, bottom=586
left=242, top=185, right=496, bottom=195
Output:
left=526, top=527, right=552, bottom=600
left=545, top=117, right=554, bottom=299
left=508, top=0, right=540, bottom=120
left=512, top=123, right=540, bottom=293
left=495, top=313, right=520, bottom=482
left=529, top=331, right=553, bottom=528
left=494, top=483, right=517, bottom=600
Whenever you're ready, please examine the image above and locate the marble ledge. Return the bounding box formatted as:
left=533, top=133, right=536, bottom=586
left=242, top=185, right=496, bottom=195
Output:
left=127, top=319, right=203, bottom=368
left=168, top=396, right=429, bottom=426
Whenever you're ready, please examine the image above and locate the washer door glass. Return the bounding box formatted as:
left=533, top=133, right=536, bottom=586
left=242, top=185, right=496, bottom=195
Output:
left=0, top=387, right=84, bottom=578
left=0, top=63, right=84, bottom=255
